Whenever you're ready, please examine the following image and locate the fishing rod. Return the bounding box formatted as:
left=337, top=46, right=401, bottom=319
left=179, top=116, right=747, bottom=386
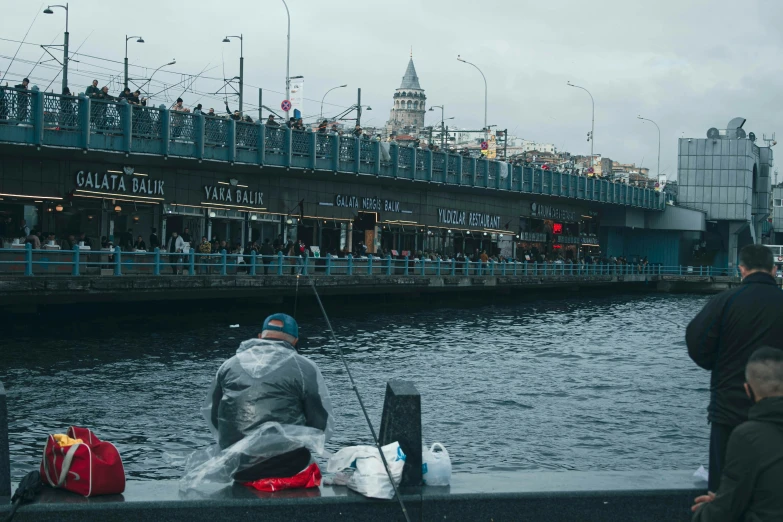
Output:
left=308, top=278, right=411, bottom=522
left=147, top=64, right=216, bottom=101
left=0, top=5, right=42, bottom=85
left=172, top=62, right=211, bottom=106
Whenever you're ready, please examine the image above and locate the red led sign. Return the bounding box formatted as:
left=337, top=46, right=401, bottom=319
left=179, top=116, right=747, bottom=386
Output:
left=552, top=223, right=563, bottom=235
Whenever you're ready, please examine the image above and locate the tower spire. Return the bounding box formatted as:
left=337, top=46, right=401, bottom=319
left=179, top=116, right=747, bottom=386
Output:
left=410, top=46, right=412, bottom=58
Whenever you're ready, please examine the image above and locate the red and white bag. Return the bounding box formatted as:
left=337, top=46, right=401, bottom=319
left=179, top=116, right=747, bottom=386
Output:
left=40, top=426, right=126, bottom=497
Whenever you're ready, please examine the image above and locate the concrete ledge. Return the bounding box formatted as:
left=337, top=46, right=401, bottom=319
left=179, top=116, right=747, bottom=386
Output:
left=0, top=471, right=706, bottom=522
left=0, top=273, right=741, bottom=306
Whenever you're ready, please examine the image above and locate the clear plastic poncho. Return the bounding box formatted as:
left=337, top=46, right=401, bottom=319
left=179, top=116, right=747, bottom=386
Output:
left=180, top=338, right=334, bottom=494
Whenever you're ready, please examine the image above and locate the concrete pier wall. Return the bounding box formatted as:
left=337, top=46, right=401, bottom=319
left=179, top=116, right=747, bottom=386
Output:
left=0, top=273, right=743, bottom=307
left=0, top=471, right=705, bottom=522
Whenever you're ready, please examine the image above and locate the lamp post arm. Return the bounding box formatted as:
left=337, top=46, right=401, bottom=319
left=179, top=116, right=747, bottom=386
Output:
left=321, top=85, right=342, bottom=120
left=568, top=82, right=595, bottom=165
left=459, top=59, right=487, bottom=129
left=638, top=116, right=661, bottom=178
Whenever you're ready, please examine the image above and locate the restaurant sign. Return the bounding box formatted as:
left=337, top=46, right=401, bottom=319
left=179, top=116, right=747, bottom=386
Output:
left=76, top=169, right=164, bottom=195
left=204, top=185, right=264, bottom=206
left=437, top=208, right=501, bottom=229
left=335, top=195, right=401, bottom=212
left=530, top=202, right=576, bottom=222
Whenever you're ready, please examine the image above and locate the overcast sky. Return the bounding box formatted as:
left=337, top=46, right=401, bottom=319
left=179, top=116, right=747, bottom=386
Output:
left=2, top=0, right=781, bottom=180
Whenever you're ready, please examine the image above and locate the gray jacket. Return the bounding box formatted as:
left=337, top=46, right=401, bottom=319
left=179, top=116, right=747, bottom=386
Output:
left=208, top=338, right=333, bottom=450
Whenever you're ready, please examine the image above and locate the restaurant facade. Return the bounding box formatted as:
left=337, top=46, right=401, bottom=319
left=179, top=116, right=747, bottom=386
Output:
left=0, top=145, right=606, bottom=259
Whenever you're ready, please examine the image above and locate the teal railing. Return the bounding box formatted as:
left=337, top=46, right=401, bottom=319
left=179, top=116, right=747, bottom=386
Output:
left=0, top=86, right=664, bottom=211
left=0, top=245, right=739, bottom=278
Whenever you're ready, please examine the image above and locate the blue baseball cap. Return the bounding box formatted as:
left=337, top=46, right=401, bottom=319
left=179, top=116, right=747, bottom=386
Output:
left=262, top=313, right=299, bottom=339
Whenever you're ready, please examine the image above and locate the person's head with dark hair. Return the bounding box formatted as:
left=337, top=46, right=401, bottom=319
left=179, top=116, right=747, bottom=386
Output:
left=745, top=346, right=783, bottom=401
left=739, top=244, right=775, bottom=279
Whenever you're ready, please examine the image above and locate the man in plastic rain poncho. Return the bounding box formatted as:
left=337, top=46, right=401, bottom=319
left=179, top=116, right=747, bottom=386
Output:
left=181, top=314, right=333, bottom=493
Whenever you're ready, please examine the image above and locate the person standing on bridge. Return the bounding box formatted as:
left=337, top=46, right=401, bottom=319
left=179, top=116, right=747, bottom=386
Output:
left=149, top=228, right=160, bottom=251
left=686, top=244, right=783, bottom=493
left=167, top=231, right=184, bottom=275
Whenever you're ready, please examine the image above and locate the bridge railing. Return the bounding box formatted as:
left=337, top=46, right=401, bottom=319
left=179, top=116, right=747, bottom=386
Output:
left=0, top=245, right=743, bottom=278
left=0, top=85, right=665, bottom=210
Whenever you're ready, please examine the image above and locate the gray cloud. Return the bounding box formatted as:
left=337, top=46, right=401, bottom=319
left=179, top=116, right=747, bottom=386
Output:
left=2, top=0, right=781, bottom=179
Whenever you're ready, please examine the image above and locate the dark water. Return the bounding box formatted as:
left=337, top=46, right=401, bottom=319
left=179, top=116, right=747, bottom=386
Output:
left=1, top=293, right=711, bottom=482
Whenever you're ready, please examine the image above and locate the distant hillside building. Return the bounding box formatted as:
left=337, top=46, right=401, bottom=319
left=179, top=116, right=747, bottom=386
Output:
left=385, top=56, right=426, bottom=136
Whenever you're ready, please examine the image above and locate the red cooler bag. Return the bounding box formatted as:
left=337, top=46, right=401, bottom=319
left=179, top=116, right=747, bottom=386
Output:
left=40, top=426, right=126, bottom=496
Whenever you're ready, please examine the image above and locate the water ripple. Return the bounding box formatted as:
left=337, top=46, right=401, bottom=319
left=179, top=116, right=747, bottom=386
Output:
left=0, top=293, right=711, bottom=481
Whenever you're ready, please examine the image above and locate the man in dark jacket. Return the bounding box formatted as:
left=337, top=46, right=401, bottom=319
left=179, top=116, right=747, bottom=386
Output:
left=85, top=80, right=100, bottom=98
left=208, top=314, right=332, bottom=481
left=691, top=346, right=783, bottom=521
left=149, top=227, right=160, bottom=250
left=14, top=78, right=30, bottom=122
left=686, top=244, right=783, bottom=492
left=260, top=238, right=275, bottom=275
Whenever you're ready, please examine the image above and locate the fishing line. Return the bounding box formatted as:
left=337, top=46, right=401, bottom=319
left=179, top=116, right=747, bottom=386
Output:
left=307, top=278, right=411, bottom=522
left=221, top=51, right=227, bottom=105
left=662, top=317, right=686, bottom=329
left=293, top=273, right=300, bottom=319
left=0, top=4, right=43, bottom=85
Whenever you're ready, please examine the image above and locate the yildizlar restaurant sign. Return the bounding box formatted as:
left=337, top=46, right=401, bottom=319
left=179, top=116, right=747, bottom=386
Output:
left=75, top=169, right=165, bottom=195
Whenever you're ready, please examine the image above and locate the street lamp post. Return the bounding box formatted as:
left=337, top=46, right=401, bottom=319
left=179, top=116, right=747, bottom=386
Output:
left=43, top=4, right=69, bottom=93
left=137, top=60, right=176, bottom=101
left=223, top=35, right=244, bottom=115
left=637, top=115, right=661, bottom=179
left=282, top=0, right=291, bottom=119
left=320, top=84, right=347, bottom=120
left=457, top=55, right=487, bottom=133
left=124, top=35, right=144, bottom=90
left=567, top=81, right=595, bottom=171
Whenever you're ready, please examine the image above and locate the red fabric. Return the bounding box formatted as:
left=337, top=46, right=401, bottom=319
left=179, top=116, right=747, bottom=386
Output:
left=242, top=462, right=322, bottom=492
left=40, top=426, right=126, bottom=497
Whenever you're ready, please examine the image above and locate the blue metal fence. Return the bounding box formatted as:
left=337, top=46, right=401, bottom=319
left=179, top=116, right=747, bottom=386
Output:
left=0, top=245, right=742, bottom=278
left=0, top=85, right=665, bottom=211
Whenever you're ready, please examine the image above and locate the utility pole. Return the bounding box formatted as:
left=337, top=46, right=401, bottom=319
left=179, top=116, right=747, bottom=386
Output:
left=258, top=88, right=262, bottom=121
left=282, top=0, right=291, bottom=120
left=124, top=35, right=144, bottom=90
left=222, top=35, right=244, bottom=115
left=357, top=88, right=362, bottom=127
left=44, top=4, right=70, bottom=92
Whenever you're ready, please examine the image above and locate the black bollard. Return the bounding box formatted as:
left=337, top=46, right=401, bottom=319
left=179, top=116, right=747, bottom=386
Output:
left=379, top=379, right=422, bottom=487
left=0, top=381, right=10, bottom=498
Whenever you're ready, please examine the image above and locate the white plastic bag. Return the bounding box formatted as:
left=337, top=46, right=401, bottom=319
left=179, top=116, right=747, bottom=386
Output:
left=326, top=441, right=405, bottom=499
left=422, top=443, right=451, bottom=486
left=693, top=465, right=709, bottom=483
